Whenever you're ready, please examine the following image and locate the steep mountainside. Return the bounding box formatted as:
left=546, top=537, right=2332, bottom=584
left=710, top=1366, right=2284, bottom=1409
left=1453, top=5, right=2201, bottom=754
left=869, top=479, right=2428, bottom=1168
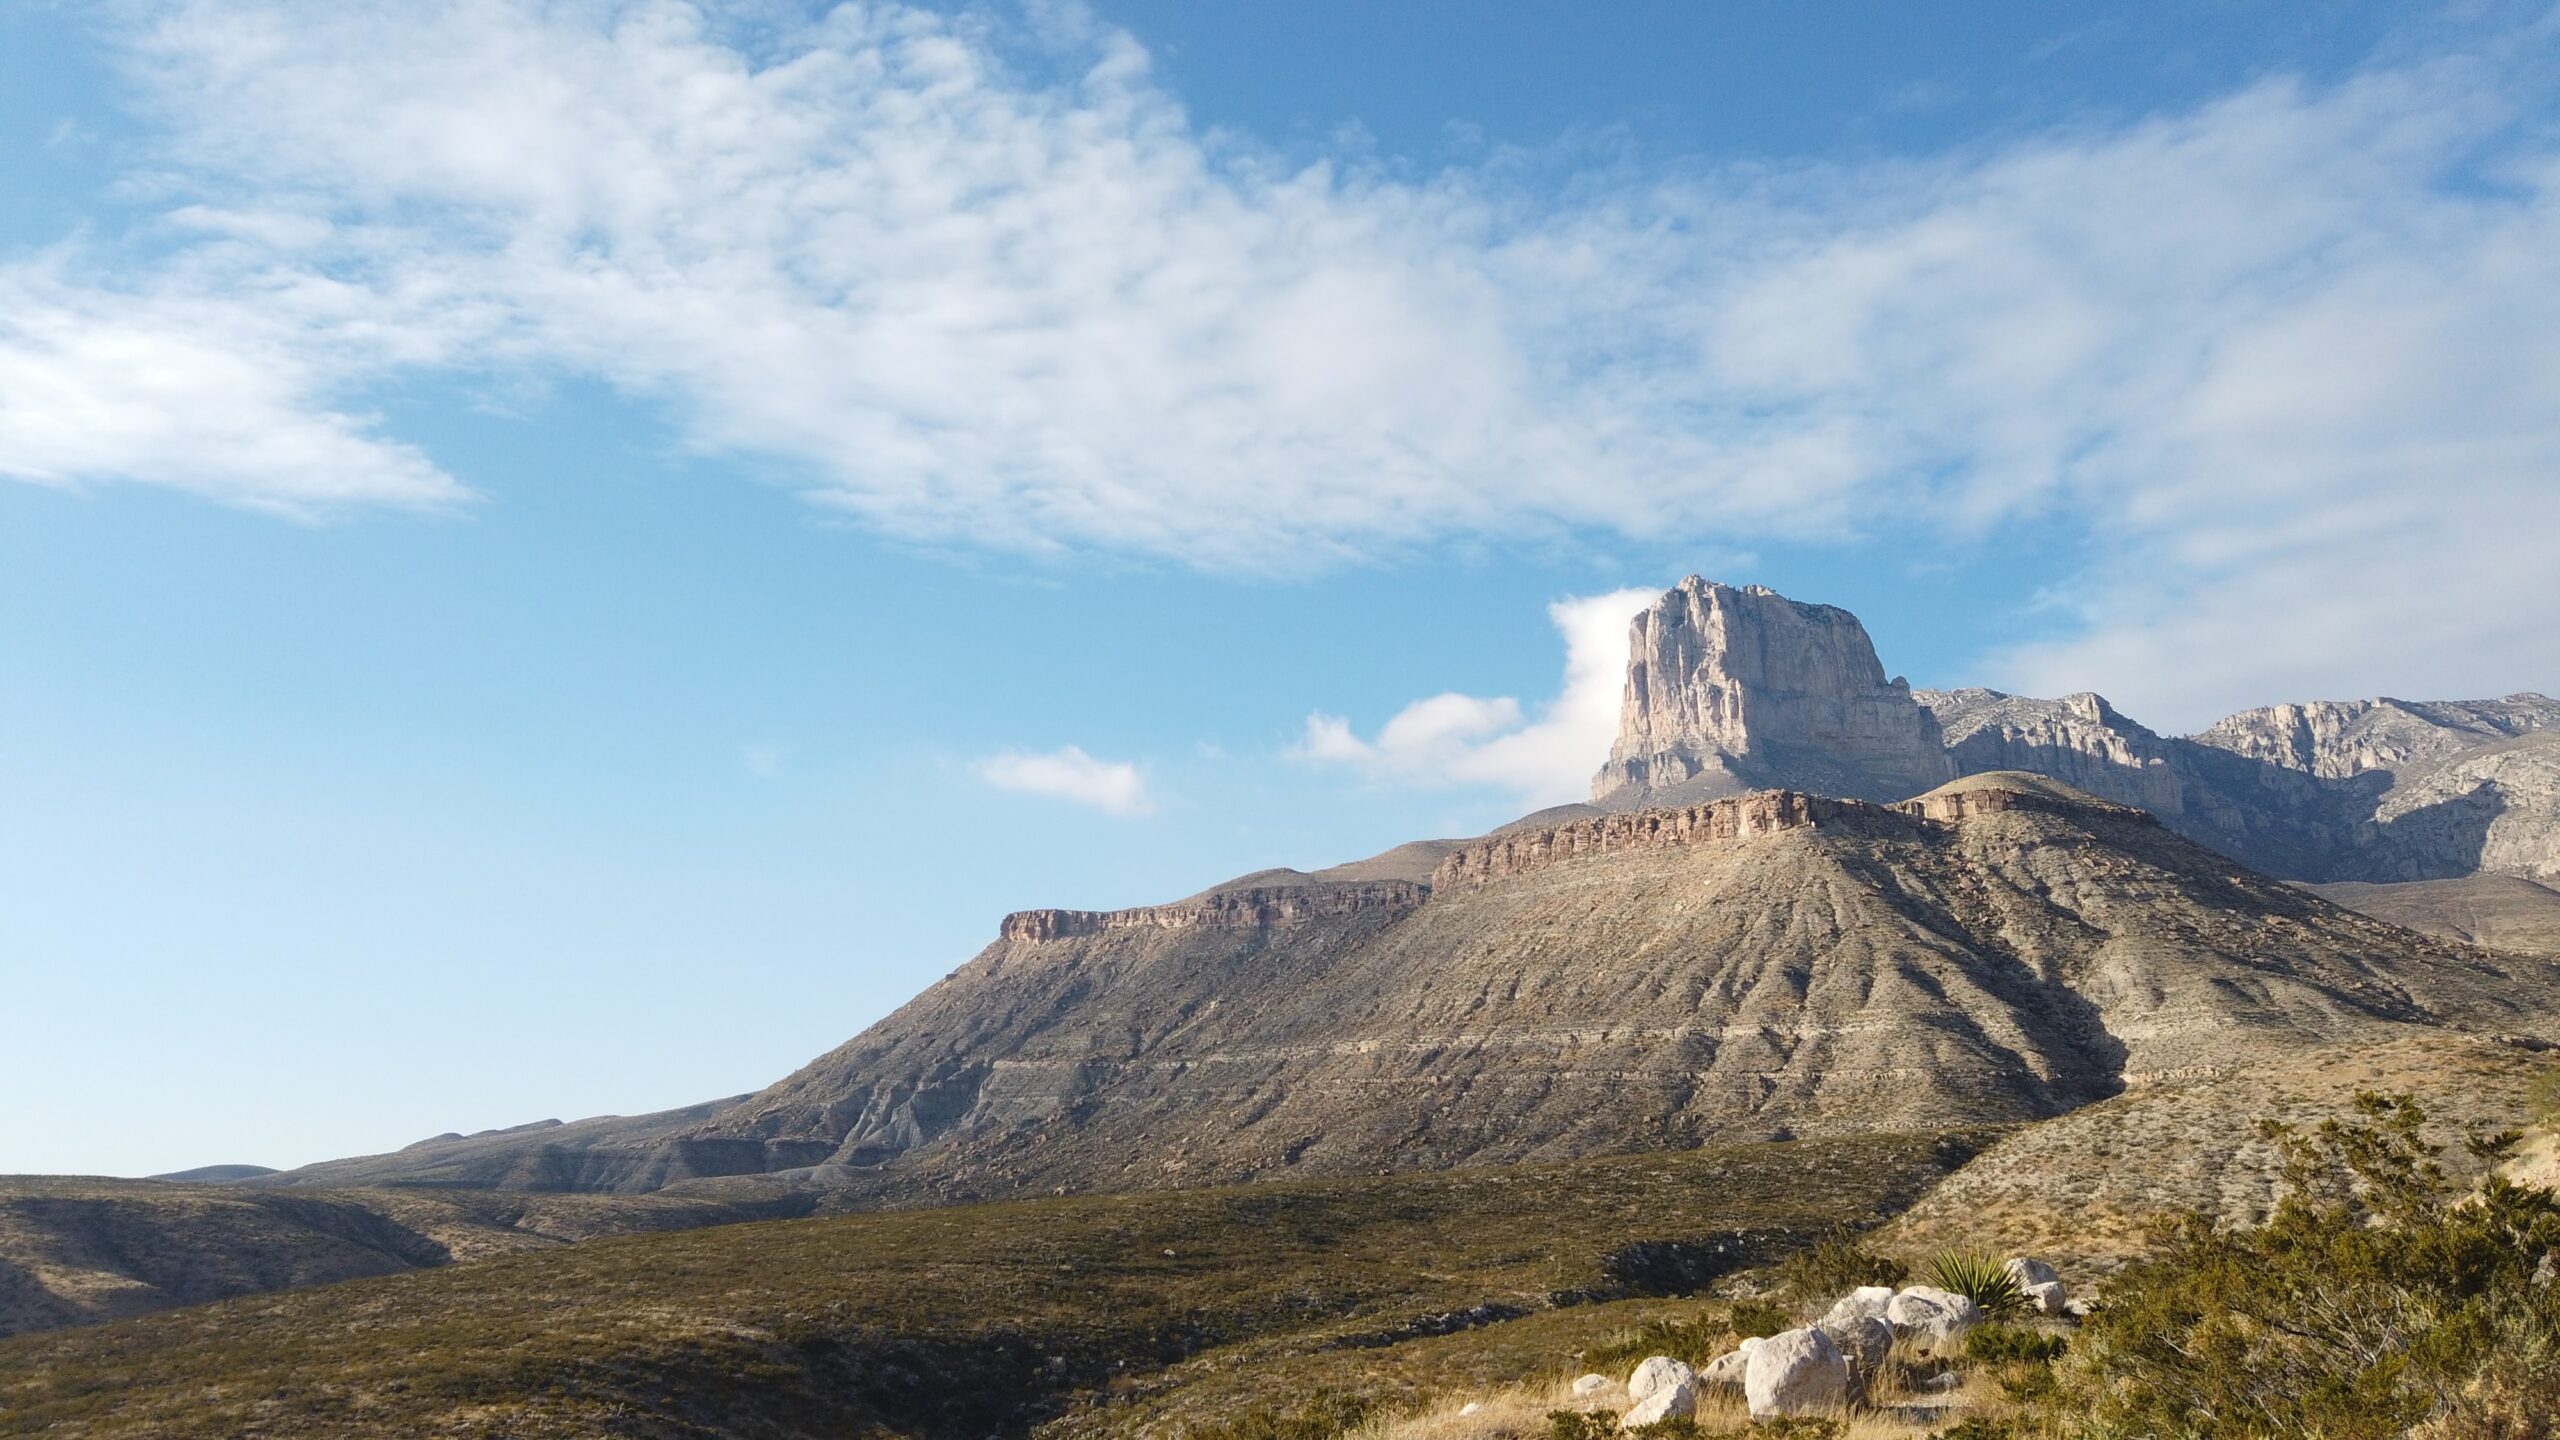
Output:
left=283, top=777, right=2560, bottom=1200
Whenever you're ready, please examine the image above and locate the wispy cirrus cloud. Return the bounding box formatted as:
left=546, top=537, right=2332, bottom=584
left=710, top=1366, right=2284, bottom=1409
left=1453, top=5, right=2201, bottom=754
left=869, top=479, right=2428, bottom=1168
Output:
left=975, top=745, right=1156, bottom=817
left=3, top=3, right=2558, bottom=722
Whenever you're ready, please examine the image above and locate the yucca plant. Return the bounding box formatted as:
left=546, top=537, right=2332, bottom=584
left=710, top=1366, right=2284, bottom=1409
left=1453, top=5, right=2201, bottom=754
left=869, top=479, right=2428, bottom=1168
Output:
left=1923, top=1248, right=2025, bottom=1318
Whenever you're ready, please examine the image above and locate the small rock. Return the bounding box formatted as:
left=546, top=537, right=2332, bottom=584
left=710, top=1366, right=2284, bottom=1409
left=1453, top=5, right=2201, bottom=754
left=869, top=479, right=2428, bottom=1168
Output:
left=1571, top=1373, right=1611, bottom=1397
left=1920, top=1371, right=1961, bottom=1392
left=1619, top=1379, right=1696, bottom=1429
left=2023, top=1279, right=2069, bottom=1316
left=1743, top=1326, right=1849, bottom=1419
left=2064, top=1297, right=2096, bottom=1320
left=1459, top=1403, right=1482, bottom=1416
left=1626, top=1356, right=1696, bottom=1404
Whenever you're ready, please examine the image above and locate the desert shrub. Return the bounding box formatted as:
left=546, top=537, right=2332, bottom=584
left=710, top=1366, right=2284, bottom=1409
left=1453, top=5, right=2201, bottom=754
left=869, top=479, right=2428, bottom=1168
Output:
left=1560, top=1417, right=1837, bottom=1440
left=1922, top=1249, right=2024, bottom=1319
left=2528, top=1067, right=2560, bottom=1127
left=1189, top=1392, right=1375, bottom=1440
left=1550, top=1410, right=1617, bottom=1440
left=1929, top=1420, right=2021, bottom=1440
left=1578, top=1314, right=1731, bottom=1372
left=2054, top=1092, right=2560, bottom=1440
left=1964, top=1325, right=2067, bottom=1366
left=1772, top=1227, right=1907, bottom=1307
left=1726, top=1299, right=1788, bottom=1338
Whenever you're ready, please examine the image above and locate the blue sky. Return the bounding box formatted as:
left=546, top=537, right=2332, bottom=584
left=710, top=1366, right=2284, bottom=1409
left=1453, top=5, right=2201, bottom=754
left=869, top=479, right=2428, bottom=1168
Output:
left=3, top=1, right=2557, bottom=1177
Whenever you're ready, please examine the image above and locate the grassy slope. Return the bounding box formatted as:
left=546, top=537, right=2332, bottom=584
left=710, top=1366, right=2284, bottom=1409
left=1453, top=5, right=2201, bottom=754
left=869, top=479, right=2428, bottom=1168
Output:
left=0, top=1132, right=1983, bottom=1440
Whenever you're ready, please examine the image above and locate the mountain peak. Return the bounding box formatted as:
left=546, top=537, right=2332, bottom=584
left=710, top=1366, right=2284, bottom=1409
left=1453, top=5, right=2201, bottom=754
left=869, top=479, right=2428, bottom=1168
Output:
left=1591, top=577, right=1954, bottom=806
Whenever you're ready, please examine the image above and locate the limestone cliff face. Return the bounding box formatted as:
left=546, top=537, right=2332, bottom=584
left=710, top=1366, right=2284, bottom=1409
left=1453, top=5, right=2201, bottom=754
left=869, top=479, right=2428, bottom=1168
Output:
left=1591, top=577, right=1952, bottom=806
left=1000, top=882, right=1426, bottom=941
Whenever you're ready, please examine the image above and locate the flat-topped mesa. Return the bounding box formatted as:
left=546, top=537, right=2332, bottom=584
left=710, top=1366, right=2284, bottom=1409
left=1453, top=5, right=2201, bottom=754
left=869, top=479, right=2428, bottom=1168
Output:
left=1593, top=577, right=1953, bottom=807
left=999, top=880, right=1426, bottom=942
left=1433, top=790, right=1864, bottom=889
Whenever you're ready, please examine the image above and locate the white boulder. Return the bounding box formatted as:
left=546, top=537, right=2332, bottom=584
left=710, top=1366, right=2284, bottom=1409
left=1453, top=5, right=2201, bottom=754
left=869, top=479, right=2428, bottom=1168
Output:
left=1698, top=1349, right=1750, bottom=1392
left=1818, top=1314, right=1894, bottom=1396
left=2004, top=1257, right=2061, bottom=1291
left=1819, top=1284, right=1896, bottom=1328
left=1571, top=1373, right=1611, bottom=1397
left=1885, top=1285, right=1981, bottom=1353
left=1625, top=1356, right=1696, bottom=1404
left=1743, top=1326, right=1849, bottom=1419
left=2023, top=1279, right=2069, bottom=1317
left=1619, top=1379, right=1695, bottom=1429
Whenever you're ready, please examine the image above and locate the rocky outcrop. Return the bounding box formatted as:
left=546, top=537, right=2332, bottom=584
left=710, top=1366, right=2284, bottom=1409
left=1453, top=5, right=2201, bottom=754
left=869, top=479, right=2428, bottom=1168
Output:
left=1000, top=882, right=1426, bottom=941
left=1431, top=791, right=1854, bottom=889
left=1586, top=580, right=2558, bottom=886
left=1592, top=578, right=1951, bottom=806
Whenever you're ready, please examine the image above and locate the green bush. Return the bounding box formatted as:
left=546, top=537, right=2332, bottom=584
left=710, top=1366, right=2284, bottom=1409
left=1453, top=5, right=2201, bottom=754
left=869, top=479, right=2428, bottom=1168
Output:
left=1187, top=1392, right=1375, bottom=1440
left=1773, top=1227, right=1908, bottom=1307
left=1923, top=1249, right=2025, bottom=1319
left=1554, top=1409, right=1841, bottom=1440
left=1964, top=1324, right=2067, bottom=1366
left=2054, top=1092, right=2560, bottom=1439
left=2527, top=1066, right=2560, bottom=1127
left=1727, top=1299, right=1788, bottom=1338
left=1578, top=1314, right=1731, bottom=1372
left=1928, top=1420, right=2021, bottom=1440
left=1550, top=1410, right=1617, bottom=1440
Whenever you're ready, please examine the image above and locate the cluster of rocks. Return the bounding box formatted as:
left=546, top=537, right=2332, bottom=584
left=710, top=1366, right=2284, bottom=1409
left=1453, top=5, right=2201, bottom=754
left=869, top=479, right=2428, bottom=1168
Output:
left=1571, top=1259, right=2075, bottom=1425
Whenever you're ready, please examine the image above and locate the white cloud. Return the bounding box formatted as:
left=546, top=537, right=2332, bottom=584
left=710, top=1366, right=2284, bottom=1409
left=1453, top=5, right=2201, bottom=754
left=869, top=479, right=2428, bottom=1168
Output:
left=1298, top=587, right=1657, bottom=808
left=0, top=258, right=468, bottom=514
left=975, top=745, right=1156, bottom=817
left=5, top=4, right=2558, bottom=720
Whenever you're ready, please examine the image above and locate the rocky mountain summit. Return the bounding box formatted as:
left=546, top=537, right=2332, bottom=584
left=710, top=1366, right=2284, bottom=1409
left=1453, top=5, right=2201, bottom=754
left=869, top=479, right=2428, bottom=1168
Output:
left=1591, top=578, right=1953, bottom=805
left=1598, top=577, right=2558, bottom=886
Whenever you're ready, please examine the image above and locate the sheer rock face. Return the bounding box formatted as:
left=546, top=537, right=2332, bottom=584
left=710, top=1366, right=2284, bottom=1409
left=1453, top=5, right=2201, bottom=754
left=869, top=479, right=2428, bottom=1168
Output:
left=1588, top=579, right=2557, bottom=885
left=1591, top=578, right=1952, bottom=806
